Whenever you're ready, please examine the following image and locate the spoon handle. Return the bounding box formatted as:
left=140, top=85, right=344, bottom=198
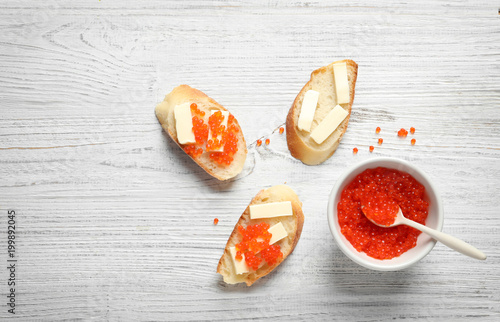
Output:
left=402, top=219, right=487, bottom=260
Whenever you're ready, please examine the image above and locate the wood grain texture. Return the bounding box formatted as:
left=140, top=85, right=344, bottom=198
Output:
left=0, top=0, right=499, bottom=320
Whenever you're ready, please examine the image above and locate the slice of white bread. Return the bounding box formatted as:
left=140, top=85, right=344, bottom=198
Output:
left=217, top=185, right=304, bottom=286
left=155, top=85, right=247, bottom=181
left=286, top=59, right=358, bottom=165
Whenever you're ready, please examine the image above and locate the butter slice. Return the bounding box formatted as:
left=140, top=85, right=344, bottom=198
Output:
left=297, top=90, right=320, bottom=132
left=333, top=62, right=350, bottom=104
left=249, top=201, right=293, bottom=219
left=310, top=104, right=348, bottom=144
left=268, top=222, right=288, bottom=245
left=229, top=246, right=249, bottom=275
left=208, top=110, right=229, bottom=152
left=174, top=103, right=196, bottom=144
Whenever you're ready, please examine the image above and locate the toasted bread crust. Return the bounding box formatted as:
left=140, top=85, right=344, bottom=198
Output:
left=286, top=60, right=358, bottom=165
left=217, top=185, right=304, bottom=286
left=155, top=85, right=247, bottom=181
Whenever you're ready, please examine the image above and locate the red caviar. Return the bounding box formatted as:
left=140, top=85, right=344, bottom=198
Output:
left=353, top=147, right=358, bottom=154
left=261, top=245, right=282, bottom=266
left=208, top=111, right=226, bottom=139
left=256, top=139, right=262, bottom=147
left=190, top=103, right=205, bottom=117
left=183, top=145, right=203, bottom=158
left=182, top=105, right=239, bottom=166
left=376, top=127, right=381, bottom=134
left=378, top=138, right=383, bottom=145
left=265, top=138, right=270, bottom=145
left=369, top=145, right=374, bottom=152
left=209, top=151, right=234, bottom=166
left=192, top=115, right=209, bottom=144
left=244, top=251, right=261, bottom=270
left=411, top=138, right=416, bottom=145
left=236, top=223, right=283, bottom=270
left=361, top=192, right=399, bottom=226
left=410, top=127, right=415, bottom=134
left=337, top=167, right=429, bottom=259
left=213, top=218, right=219, bottom=225
left=279, top=127, right=284, bottom=134
left=398, top=128, right=408, bottom=137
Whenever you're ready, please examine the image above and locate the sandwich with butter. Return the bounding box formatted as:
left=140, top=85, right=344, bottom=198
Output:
left=286, top=59, right=358, bottom=165
left=155, top=85, right=247, bottom=181
left=217, top=185, right=304, bottom=286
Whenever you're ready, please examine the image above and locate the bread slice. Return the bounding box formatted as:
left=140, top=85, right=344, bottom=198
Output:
left=155, top=85, right=247, bottom=181
left=217, top=185, right=304, bottom=286
left=286, top=59, right=358, bottom=165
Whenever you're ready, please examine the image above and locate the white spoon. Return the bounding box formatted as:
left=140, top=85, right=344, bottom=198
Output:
left=362, top=206, right=487, bottom=260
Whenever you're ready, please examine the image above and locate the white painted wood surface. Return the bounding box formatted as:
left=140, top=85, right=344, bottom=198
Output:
left=1, top=0, right=499, bottom=320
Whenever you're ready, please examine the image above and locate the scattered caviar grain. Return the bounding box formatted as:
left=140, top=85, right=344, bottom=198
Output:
left=397, top=128, right=408, bottom=137
left=256, top=139, right=262, bottom=147
left=353, top=147, right=358, bottom=154
left=369, top=146, right=374, bottom=152
left=378, top=138, right=383, bottom=145
left=279, top=127, right=284, bottom=134
left=411, top=138, right=416, bottom=145
left=265, top=138, right=270, bottom=145
left=213, top=218, right=219, bottom=225
left=410, top=127, right=415, bottom=134
left=376, top=127, right=381, bottom=134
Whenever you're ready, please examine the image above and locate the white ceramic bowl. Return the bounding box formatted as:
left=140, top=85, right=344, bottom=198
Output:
left=327, top=157, right=444, bottom=271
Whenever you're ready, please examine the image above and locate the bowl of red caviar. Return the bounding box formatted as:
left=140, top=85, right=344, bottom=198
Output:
left=327, top=157, right=444, bottom=271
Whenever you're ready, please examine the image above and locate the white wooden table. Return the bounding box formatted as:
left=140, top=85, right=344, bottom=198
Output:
left=1, top=1, right=499, bottom=320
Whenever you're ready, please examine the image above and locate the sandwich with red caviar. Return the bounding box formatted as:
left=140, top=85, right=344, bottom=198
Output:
left=155, top=85, right=247, bottom=180
left=217, top=185, right=304, bottom=286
